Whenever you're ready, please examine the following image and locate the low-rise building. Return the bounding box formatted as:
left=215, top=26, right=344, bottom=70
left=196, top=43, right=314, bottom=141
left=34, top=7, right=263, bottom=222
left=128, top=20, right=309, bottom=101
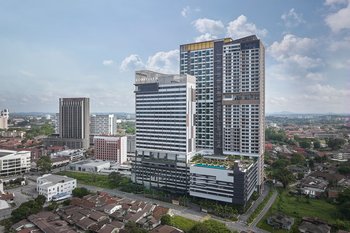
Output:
left=300, top=176, right=329, bottom=198
left=298, top=218, right=331, bottom=233
left=267, top=213, right=294, bottom=230
left=51, top=157, right=70, bottom=168
left=37, top=174, right=77, bottom=201
left=189, top=157, right=258, bottom=206
left=69, top=160, right=111, bottom=172
left=94, top=136, right=127, bottom=163
left=51, top=149, right=84, bottom=161
left=0, top=149, right=31, bottom=176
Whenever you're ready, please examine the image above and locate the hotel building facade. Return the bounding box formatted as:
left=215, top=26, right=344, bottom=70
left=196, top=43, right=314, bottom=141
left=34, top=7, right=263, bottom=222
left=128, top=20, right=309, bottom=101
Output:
left=132, top=70, right=196, bottom=192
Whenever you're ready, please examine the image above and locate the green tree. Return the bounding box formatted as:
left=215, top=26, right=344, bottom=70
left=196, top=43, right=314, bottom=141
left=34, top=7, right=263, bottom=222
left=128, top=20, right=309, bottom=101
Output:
left=327, top=138, right=345, bottom=150
left=108, top=171, right=130, bottom=187
left=338, top=165, right=350, bottom=175
left=161, top=214, right=172, bottom=225
left=313, top=140, right=321, bottom=149
left=11, top=195, right=46, bottom=223
left=189, top=220, right=230, bottom=233
left=272, top=159, right=290, bottom=170
left=338, top=188, right=350, bottom=204
left=273, top=168, right=295, bottom=188
left=291, top=153, right=305, bottom=165
left=299, top=140, right=311, bottom=149
left=265, top=128, right=287, bottom=142
left=36, top=156, right=52, bottom=172
left=72, top=187, right=90, bottom=198
left=339, top=201, right=350, bottom=219
left=35, top=195, right=46, bottom=206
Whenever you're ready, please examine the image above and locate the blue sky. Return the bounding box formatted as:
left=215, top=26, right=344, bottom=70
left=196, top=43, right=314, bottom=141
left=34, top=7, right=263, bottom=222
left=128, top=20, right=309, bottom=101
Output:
left=0, top=0, right=349, bottom=113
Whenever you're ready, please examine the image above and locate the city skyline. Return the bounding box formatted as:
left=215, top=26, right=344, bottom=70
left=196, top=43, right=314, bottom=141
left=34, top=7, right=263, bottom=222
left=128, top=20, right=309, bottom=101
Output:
left=0, top=0, right=349, bottom=114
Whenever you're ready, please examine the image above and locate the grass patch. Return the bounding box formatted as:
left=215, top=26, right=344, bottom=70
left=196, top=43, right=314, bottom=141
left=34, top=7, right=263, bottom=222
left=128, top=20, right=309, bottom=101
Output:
left=170, top=215, right=197, bottom=232
left=247, top=188, right=274, bottom=224
left=57, top=171, right=119, bottom=189
left=257, top=191, right=350, bottom=232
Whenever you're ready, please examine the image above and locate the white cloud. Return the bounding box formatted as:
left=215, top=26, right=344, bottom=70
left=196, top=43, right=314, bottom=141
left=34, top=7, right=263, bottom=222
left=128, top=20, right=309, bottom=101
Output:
left=307, top=84, right=350, bottom=99
left=120, top=54, right=145, bottom=71
left=181, top=6, right=190, bottom=17
left=305, top=72, right=325, bottom=81
left=192, top=18, right=225, bottom=35
left=268, top=96, right=288, bottom=106
left=146, top=49, right=179, bottom=73
left=195, top=33, right=218, bottom=42
left=324, top=0, right=348, bottom=5
left=120, top=50, right=179, bottom=74
left=325, top=1, right=350, bottom=32
left=266, top=83, right=350, bottom=113
left=267, top=34, right=323, bottom=82
left=226, top=15, right=268, bottom=39
left=269, top=34, right=316, bottom=60
left=102, top=60, right=114, bottom=66
left=281, top=8, right=305, bottom=27
left=329, top=36, right=350, bottom=50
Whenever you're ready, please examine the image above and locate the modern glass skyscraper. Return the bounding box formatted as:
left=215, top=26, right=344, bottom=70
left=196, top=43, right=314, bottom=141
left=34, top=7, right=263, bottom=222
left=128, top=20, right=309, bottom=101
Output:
left=180, top=35, right=265, bottom=189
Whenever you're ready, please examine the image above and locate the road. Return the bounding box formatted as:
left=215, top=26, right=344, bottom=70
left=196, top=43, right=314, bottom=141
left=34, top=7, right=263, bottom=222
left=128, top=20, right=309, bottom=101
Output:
left=239, top=184, right=270, bottom=223
left=79, top=183, right=272, bottom=233
left=250, top=190, right=278, bottom=227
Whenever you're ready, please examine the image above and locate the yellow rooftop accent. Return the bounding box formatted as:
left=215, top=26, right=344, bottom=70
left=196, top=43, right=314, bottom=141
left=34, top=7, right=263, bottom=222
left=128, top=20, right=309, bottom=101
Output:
left=181, top=38, right=233, bottom=51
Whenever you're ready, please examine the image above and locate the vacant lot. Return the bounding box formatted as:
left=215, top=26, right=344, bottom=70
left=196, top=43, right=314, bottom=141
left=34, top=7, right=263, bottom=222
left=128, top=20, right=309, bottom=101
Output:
left=57, top=171, right=117, bottom=189
left=258, top=191, right=350, bottom=232
left=170, top=215, right=198, bottom=232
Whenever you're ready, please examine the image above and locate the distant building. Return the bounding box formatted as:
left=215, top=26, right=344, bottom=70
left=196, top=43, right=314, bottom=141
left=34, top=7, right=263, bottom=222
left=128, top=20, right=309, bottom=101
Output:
left=132, top=70, right=196, bottom=193
left=90, top=114, right=116, bottom=135
left=189, top=158, right=258, bottom=206
left=51, top=149, right=84, bottom=161
left=127, top=135, right=136, bottom=154
left=44, top=98, right=90, bottom=149
left=0, top=109, right=9, bottom=129
left=0, top=130, right=25, bottom=138
left=51, top=157, right=70, bottom=168
left=94, top=136, right=127, bottom=163
left=0, top=149, right=31, bottom=176
left=37, top=174, right=77, bottom=201
left=69, top=160, right=110, bottom=172
left=127, top=135, right=136, bottom=162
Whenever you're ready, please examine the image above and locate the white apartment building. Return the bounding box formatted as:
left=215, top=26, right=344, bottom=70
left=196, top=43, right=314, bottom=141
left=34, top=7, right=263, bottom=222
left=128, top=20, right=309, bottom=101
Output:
left=94, top=136, right=127, bottom=163
left=90, top=114, right=116, bottom=135
left=0, top=149, right=31, bottom=176
left=37, top=174, right=77, bottom=201
left=0, top=109, right=9, bottom=130
left=132, top=70, right=196, bottom=192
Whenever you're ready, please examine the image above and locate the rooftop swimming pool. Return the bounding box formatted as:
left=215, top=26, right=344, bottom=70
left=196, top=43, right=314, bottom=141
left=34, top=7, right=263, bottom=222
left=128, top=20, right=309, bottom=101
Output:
left=194, top=163, right=227, bottom=170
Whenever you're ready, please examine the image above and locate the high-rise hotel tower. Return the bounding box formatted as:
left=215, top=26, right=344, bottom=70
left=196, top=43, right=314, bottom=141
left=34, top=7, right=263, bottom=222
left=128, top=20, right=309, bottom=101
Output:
left=180, top=35, right=265, bottom=189
left=132, top=70, right=196, bottom=192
